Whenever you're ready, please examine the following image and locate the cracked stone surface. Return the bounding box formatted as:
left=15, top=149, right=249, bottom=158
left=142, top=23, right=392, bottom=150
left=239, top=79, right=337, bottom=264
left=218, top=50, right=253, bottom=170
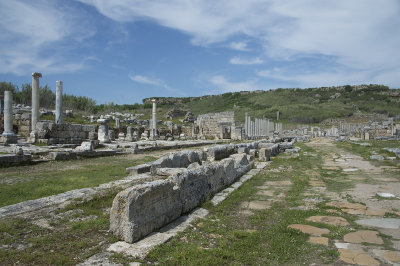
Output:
left=287, top=224, right=330, bottom=236
left=308, top=236, right=329, bottom=246
left=372, top=249, right=400, bottom=264
left=338, top=249, right=380, bottom=266
left=343, top=230, right=383, bottom=244
left=306, top=215, right=350, bottom=226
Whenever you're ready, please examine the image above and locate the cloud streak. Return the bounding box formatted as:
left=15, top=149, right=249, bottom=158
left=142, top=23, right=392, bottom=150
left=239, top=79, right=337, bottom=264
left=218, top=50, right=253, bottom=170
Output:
left=0, top=0, right=95, bottom=75
left=230, top=57, right=263, bottom=65
left=129, top=75, right=163, bottom=86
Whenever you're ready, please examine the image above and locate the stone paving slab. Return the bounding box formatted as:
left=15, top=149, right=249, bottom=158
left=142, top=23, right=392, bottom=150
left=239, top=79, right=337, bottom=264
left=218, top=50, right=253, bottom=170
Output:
left=308, top=236, right=329, bottom=246
left=287, top=224, right=330, bottom=236
left=356, top=218, right=400, bottom=229
left=338, top=249, right=380, bottom=266
left=372, top=249, right=400, bottom=265
left=343, top=230, right=383, bottom=244
left=306, top=216, right=350, bottom=226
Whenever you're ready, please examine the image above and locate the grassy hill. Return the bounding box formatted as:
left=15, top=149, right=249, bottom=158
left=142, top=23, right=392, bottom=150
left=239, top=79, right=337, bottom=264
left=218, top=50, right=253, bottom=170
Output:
left=142, top=84, right=400, bottom=124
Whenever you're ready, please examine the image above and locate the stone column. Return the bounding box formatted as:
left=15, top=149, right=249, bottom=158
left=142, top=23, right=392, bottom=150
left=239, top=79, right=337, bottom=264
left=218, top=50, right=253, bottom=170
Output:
left=244, top=112, right=248, bottom=138
left=248, top=116, right=251, bottom=138
left=115, top=118, right=120, bottom=129
left=150, top=99, right=157, bottom=140
left=125, top=126, right=133, bottom=141
left=31, top=72, right=42, bottom=131
left=391, top=118, right=394, bottom=136
left=3, top=91, right=13, bottom=135
left=55, top=80, right=63, bottom=124
left=2, top=91, right=17, bottom=144
left=98, top=123, right=110, bottom=143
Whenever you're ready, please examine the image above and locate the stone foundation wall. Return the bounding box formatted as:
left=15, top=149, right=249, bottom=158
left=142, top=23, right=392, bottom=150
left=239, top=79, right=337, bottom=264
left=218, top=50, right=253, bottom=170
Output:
left=35, top=121, right=96, bottom=144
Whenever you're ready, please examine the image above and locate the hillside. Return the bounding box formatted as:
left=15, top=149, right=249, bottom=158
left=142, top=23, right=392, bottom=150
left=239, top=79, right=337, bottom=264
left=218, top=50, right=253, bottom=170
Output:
left=144, top=84, right=400, bottom=124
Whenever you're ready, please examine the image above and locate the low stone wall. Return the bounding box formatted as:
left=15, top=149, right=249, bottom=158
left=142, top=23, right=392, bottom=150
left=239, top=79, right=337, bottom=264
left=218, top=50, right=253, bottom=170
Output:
left=110, top=152, right=251, bottom=243
left=110, top=139, right=292, bottom=243
left=35, top=121, right=96, bottom=144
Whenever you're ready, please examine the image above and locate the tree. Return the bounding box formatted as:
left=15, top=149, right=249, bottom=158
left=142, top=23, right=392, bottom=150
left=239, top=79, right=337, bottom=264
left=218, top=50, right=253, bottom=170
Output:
left=0, top=82, right=17, bottom=98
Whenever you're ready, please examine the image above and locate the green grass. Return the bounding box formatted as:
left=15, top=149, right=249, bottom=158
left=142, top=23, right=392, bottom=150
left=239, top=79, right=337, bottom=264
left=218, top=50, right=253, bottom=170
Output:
left=129, top=145, right=339, bottom=265
left=0, top=190, right=119, bottom=265
left=0, top=155, right=155, bottom=207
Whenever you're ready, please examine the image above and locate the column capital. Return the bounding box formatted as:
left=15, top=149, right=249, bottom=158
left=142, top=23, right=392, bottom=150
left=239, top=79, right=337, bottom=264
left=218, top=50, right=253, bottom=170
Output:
left=32, top=72, right=42, bottom=78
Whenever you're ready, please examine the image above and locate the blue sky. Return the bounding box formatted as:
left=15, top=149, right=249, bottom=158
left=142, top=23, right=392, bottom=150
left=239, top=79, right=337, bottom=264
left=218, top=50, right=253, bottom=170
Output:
left=0, top=0, right=399, bottom=104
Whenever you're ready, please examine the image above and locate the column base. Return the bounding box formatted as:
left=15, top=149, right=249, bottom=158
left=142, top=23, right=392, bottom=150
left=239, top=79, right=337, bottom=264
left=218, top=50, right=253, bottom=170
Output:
left=28, top=131, right=37, bottom=144
left=0, top=133, right=18, bottom=144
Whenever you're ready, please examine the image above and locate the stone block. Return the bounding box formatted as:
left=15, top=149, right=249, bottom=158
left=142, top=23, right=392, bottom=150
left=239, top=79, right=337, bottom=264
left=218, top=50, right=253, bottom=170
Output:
left=207, top=144, right=235, bottom=161
left=150, top=155, right=172, bottom=174
left=35, top=121, right=50, bottom=131
left=169, top=168, right=209, bottom=213
left=88, top=132, right=98, bottom=140
left=126, top=163, right=152, bottom=175
left=230, top=153, right=251, bottom=178
left=110, top=180, right=182, bottom=243
left=82, top=124, right=96, bottom=132
left=49, top=151, right=77, bottom=160
left=74, top=141, right=94, bottom=152
left=237, top=147, right=249, bottom=154
left=249, top=149, right=257, bottom=157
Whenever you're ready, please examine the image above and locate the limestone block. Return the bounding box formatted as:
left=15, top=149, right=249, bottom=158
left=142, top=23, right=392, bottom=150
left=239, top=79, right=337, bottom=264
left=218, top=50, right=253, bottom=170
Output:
left=150, top=155, right=172, bottom=174
left=37, top=130, right=48, bottom=139
left=230, top=153, right=251, bottom=178
left=109, top=130, right=115, bottom=141
left=49, top=151, right=77, bottom=161
left=237, top=147, right=249, bottom=154
left=279, top=141, right=293, bottom=151
left=126, top=163, right=152, bottom=175
left=74, top=141, right=94, bottom=152
left=82, top=125, right=96, bottom=132
left=21, top=113, right=30, bottom=120
left=70, top=124, right=83, bottom=132
left=169, top=168, right=209, bottom=213
left=207, top=144, right=235, bottom=161
left=35, top=121, right=50, bottom=131
left=219, top=158, right=236, bottom=186
left=110, top=180, right=182, bottom=243
left=258, top=143, right=274, bottom=149
left=258, top=148, right=270, bottom=162
left=249, top=149, right=257, bottom=157
left=12, top=146, right=24, bottom=155
left=88, top=132, right=98, bottom=140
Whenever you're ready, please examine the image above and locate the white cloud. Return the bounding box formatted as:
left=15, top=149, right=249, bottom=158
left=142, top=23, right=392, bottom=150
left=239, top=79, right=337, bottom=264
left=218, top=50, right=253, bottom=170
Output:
left=129, top=75, right=162, bottom=86
left=129, top=74, right=187, bottom=95
left=79, top=0, right=400, bottom=87
left=230, top=56, right=263, bottom=65
left=228, top=41, right=249, bottom=51
left=0, top=0, right=95, bottom=75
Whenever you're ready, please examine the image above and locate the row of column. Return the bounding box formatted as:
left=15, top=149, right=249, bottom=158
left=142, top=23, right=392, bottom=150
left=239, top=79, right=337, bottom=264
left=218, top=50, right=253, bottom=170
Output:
left=244, top=112, right=275, bottom=139
left=2, top=73, right=64, bottom=143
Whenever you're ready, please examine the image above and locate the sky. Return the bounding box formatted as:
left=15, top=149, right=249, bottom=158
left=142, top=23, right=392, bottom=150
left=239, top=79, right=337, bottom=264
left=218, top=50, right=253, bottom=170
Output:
left=0, top=0, right=399, bottom=104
